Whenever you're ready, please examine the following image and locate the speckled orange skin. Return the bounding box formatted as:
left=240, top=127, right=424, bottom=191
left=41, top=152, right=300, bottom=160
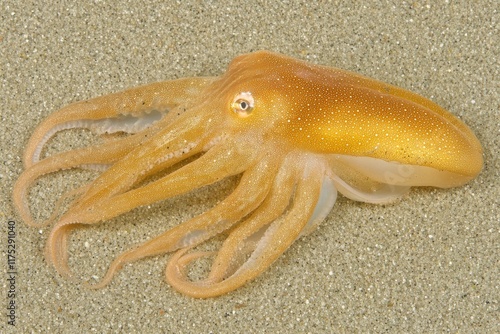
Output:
left=222, top=52, right=482, bottom=178
left=13, top=51, right=482, bottom=298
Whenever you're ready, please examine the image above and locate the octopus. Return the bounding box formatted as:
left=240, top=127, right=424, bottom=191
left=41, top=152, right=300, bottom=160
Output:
left=13, top=51, right=483, bottom=298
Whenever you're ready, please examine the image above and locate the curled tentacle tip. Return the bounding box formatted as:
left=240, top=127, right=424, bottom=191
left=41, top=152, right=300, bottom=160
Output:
left=14, top=198, right=55, bottom=228
left=82, top=256, right=126, bottom=290
left=165, top=250, right=220, bottom=297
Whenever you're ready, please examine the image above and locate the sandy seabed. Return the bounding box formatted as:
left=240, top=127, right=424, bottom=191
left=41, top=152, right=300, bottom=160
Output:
left=1, top=1, right=498, bottom=333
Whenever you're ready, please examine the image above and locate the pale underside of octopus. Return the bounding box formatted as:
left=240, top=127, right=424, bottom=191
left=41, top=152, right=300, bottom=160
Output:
left=13, top=51, right=483, bottom=298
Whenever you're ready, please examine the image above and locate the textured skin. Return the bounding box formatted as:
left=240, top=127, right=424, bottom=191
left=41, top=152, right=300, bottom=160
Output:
left=223, top=51, right=483, bottom=177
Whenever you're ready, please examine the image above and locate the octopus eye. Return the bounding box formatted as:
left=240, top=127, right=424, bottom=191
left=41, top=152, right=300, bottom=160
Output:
left=232, top=92, right=254, bottom=117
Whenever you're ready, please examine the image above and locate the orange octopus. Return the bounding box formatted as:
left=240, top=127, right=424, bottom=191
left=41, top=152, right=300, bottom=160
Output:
left=13, top=51, right=483, bottom=298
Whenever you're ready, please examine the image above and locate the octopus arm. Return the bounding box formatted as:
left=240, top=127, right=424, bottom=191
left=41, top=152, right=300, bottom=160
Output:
left=23, top=77, right=215, bottom=167
left=165, top=153, right=332, bottom=298
left=13, top=128, right=160, bottom=226
left=88, top=152, right=281, bottom=289
left=14, top=97, right=212, bottom=227
left=44, top=135, right=261, bottom=279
